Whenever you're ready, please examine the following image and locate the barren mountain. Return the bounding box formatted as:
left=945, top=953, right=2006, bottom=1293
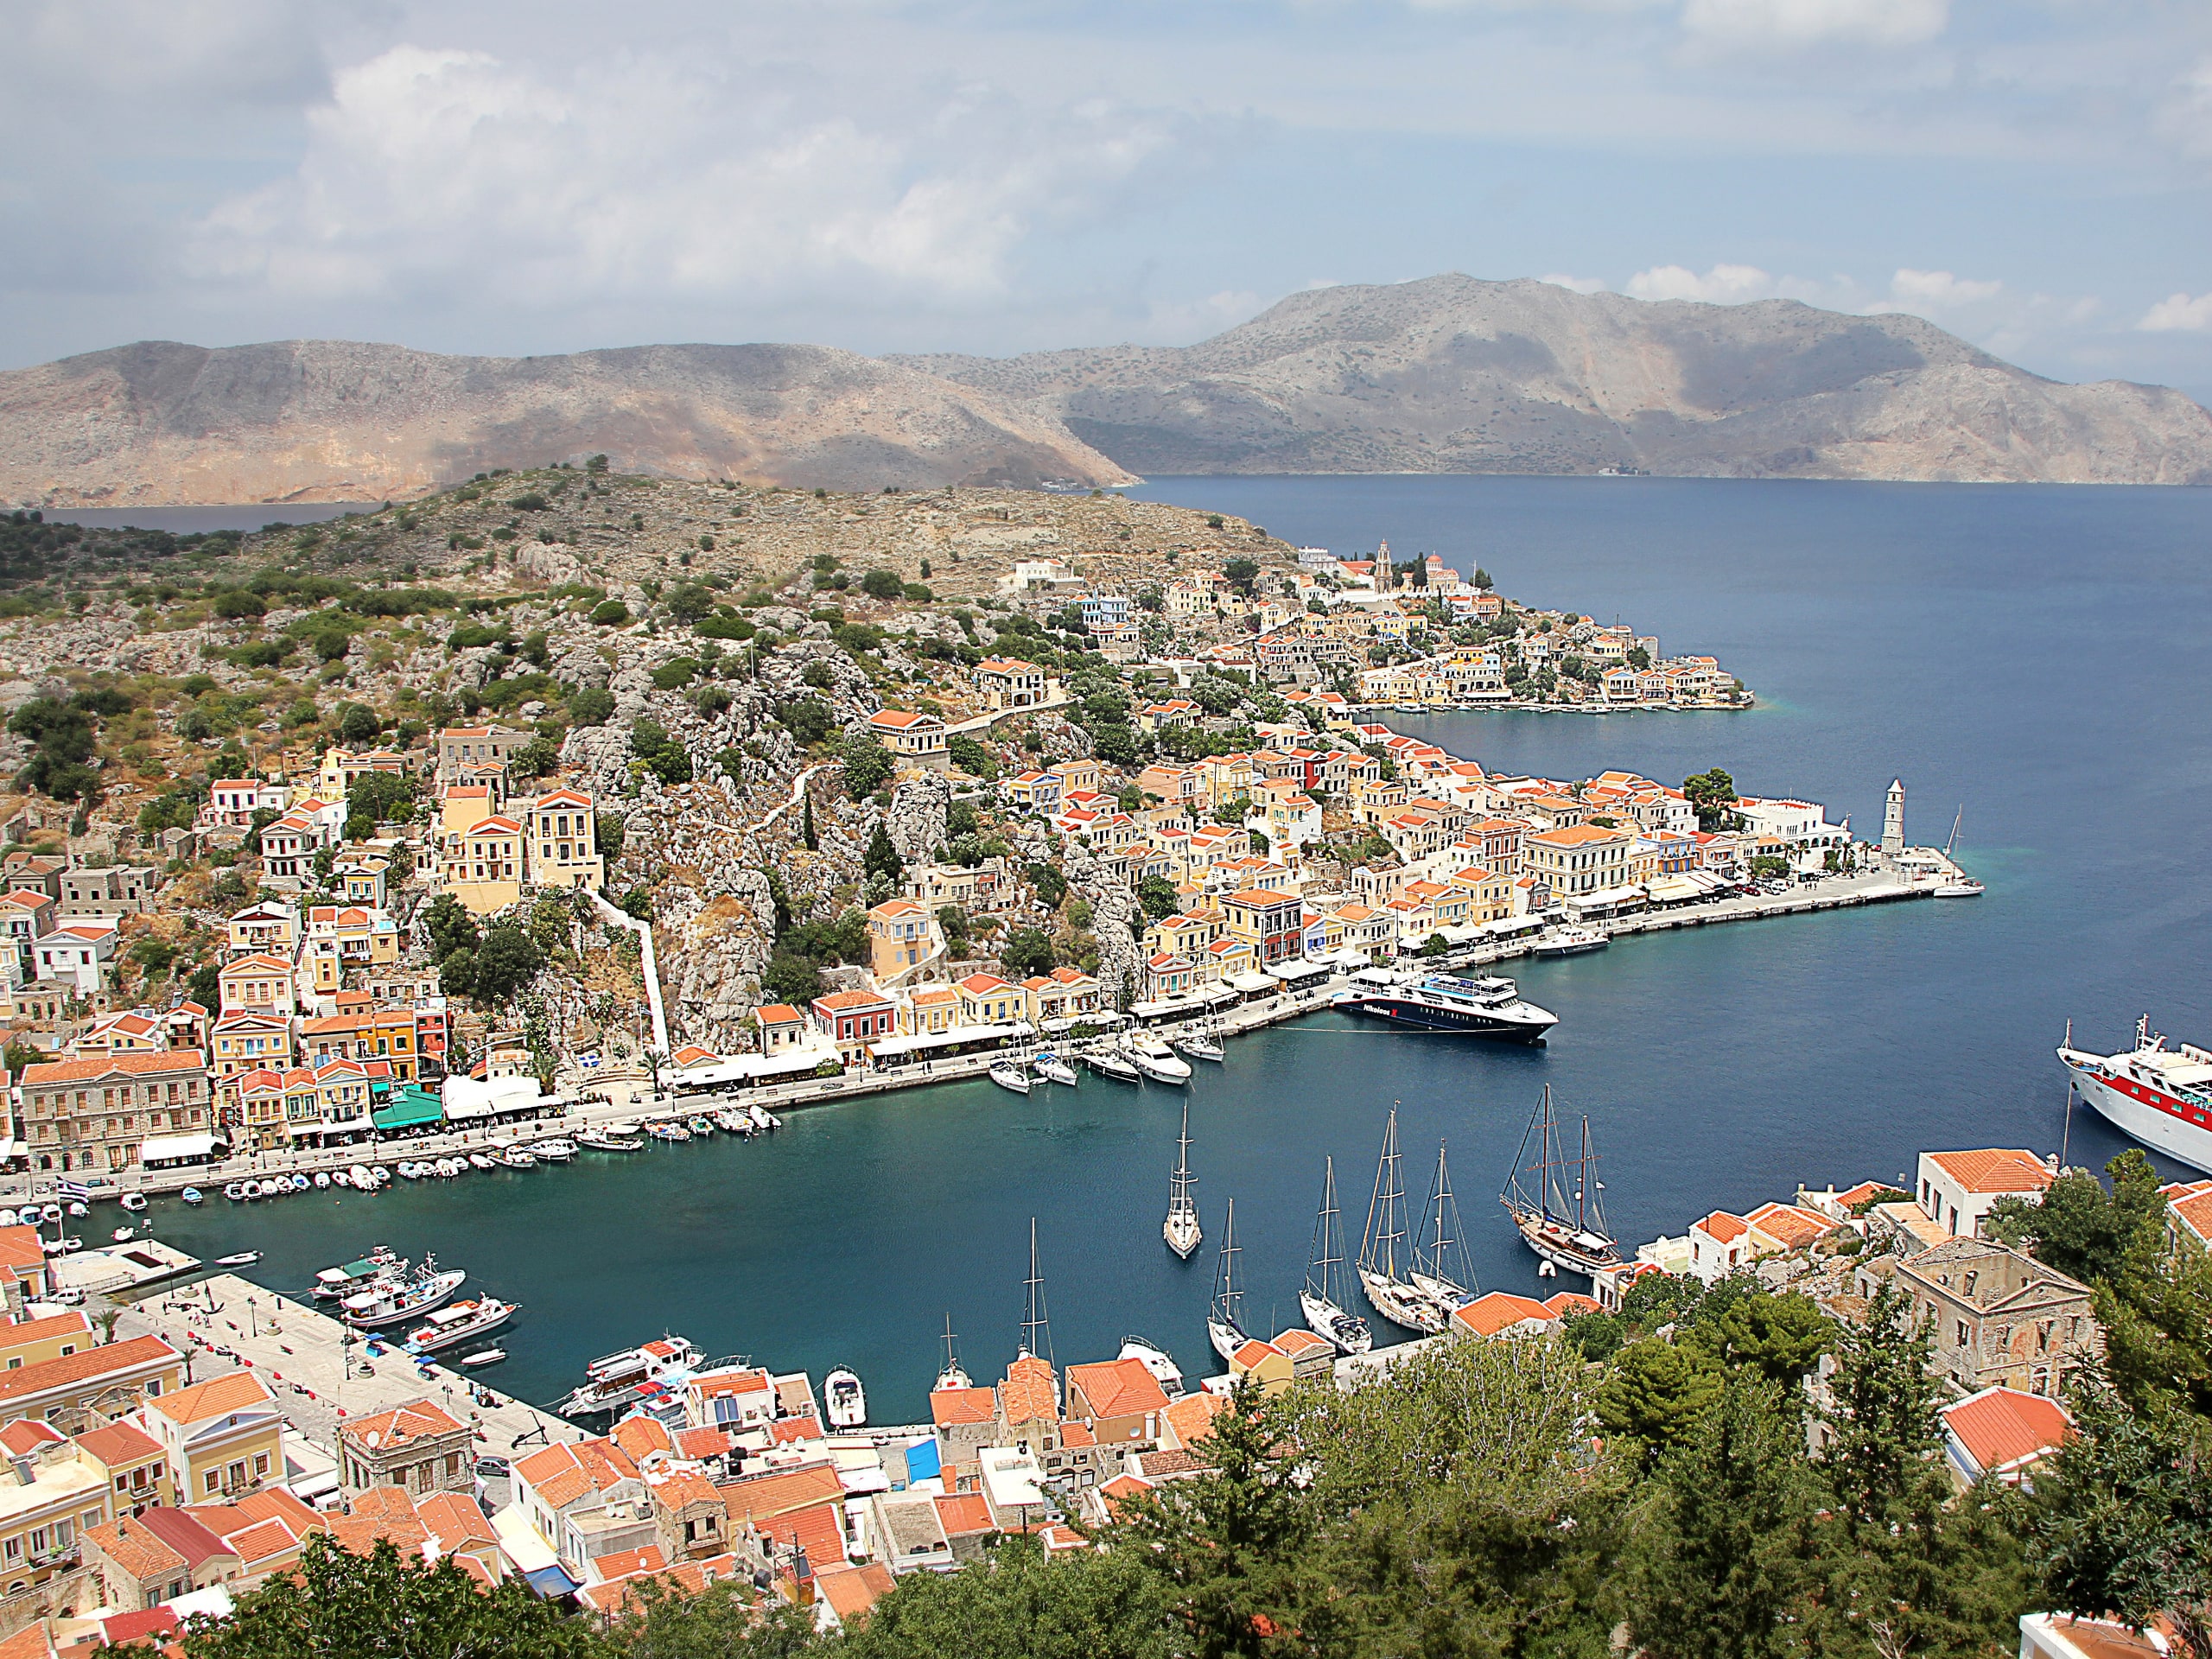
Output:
left=0, top=339, right=1135, bottom=509
left=900, top=275, right=2212, bottom=485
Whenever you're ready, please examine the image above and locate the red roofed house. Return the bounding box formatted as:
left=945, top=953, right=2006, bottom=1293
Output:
left=17, top=1052, right=211, bottom=1176
left=868, top=709, right=948, bottom=768
left=1688, top=1211, right=1752, bottom=1283
left=1452, top=1292, right=1559, bottom=1339
left=336, top=1398, right=474, bottom=1497
left=1918, top=1149, right=2056, bottom=1239
left=1063, top=1358, right=1170, bottom=1447
left=137, top=1370, right=283, bottom=1505
left=1941, top=1386, right=2073, bottom=1487
left=975, top=658, right=1049, bottom=712
left=809, top=990, right=896, bottom=1068
left=2167, top=1179, right=2212, bottom=1250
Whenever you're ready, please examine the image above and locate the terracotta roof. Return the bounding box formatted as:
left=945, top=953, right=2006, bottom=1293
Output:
left=931, top=1386, right=995, bottom=1427
left=1065, top=1357, right=1170, bottom=1421
left=1098, top=1472, right=1154, bottom=1516
left=720, top=1460, right=843, bottom=1526
left=1541, top=1292, right=1604, bottom=1318
left=649, top=1470, right=724, bottom=1512
left=148, top=1368, right=275, bottom=1426
left=22, top=1050, right=206, bottom=1085
left=594, top=1545, right=669, bottom=1581
left=0, top=1420, right=64, bottom=1455
left=1232, top=1338, right=1282, bottom=1368
left=413, top=1491, right=497, bottom=1552
left=339, top=1397, right=463, bottom=1451
left=1270, top=1328, right=1331, bottom=1357
left=1451, top=1292, right=1556, bottom=1337
left=674, top=1427, right=732, bottom=1460
left=1942, top=1387, right=2073, bottom=1475
left=0, top=1335, right=178, bottom=1404
left=1925, top=1149, right=2056, bottom=1195
left=931, top=1492, right=995, bottom=1537
left=73, top=1420, right=163, bottom=1468
left=1695, top=1211, right=1750, bottom=1244
left=0, top=1311, right=92, bottom=1350
left=134, top=1506, right=236, bottom=1570
left=86, top=1516, right=188, bottom=1582
left=770, top=1414, right=823, bottom=1445
left=0, top=1227, right=45, bottom=1275
left=775, top=1498, right=849, bottom=1569
left=612, top=1416, right=673, bottom=1461
left=814, top=1560, right=895, bottom=1623
left=812, top=989, right=892, bottom=1013
left=1161, top=1391, right=1224, bottom=1449
left=1001, top=1355, right=1057, bottom=1423
left=754, top=1004, right=803, bottom=1024
left=1747, top=1202, right=1840, bottom=1249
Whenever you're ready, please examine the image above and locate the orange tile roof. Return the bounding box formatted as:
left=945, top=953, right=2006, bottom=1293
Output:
left=149, top=1369, right=276, bottom=1426
left=1161, top=1392, right=1224, bottom=1449
left=1232, top=1338, right=1281, bottom=1368
left=931, top=1386, right=995, bottom=1427
left=1696, top=1211, right=1750, bottom=1244
left=413, top=1490, right=497, bottom=1552
left=0, top=1336, right=178, bottom=1405
left=719, top=1461, right=843, bottom=1526
left=612, top=1416, right=674, bottom=1461
left=0, top=1311, right=93, bottom=1350
left=1065, top=1357, right=1170, bottom=1421
left=86, top=1516, right=188, bottom=1582
left=1941, top=1387, right=2073, bottom=1475
left=1271, top=1328, right=1331, bottom=1357
left=1925, top=1149, right=2055, bottom=1195
left=1541, top=1292, right=1604, bottom=1318
left=774, top=1498, right=848, bottom=1570
left=649, top=1471, right=723, bottom=1512
left=73, top=1420, right=163, bottom=1468
left=931, top=1492, right=995, bottom=1537
left=814, top=1560, right=895, bottom=1624
left=674, top=1427, right=732, bottom=1460
left=1451, top=1292, right=1555, bottom=1338
left=338, top=1397, right=464, bottom=1451
left=1747, top=1202, right=1840, bottom=1250
left=812, top=989, right=891, bottom=1012
left=754, top=1004, right=803, bottom=1024
left=0, top=1226, right=46, bottom=1276
left=0, top=1421, right=63, bottom=1455
left=1001, top=1355, right=1057, bottom=1423
left=22, top=1049, right=207, bottom=1085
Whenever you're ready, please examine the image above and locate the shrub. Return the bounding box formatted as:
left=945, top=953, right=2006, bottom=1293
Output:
left=568, top=687, right=615, bottom=726
left=860, top=569, right=905, bottom=600
left=589, top=600, right=631, bottom=626
left=650, top=658, right=699, bottom=691
left=211, top=590, right=266, bottom=619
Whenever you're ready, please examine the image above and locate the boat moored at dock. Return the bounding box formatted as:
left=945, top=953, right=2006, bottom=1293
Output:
left=404, top=1297, right=516, bottom=1355
left=1335, top=971, right=1558, bottom=1042
left=1164, top=1099, right=1202, bottom=1259
left=342, top=1258, right=467, bottom=1329
left=556, top=1335, right=702, bottom=1418
left=988, top=1061, right=1033, bottom=1095
left=1532, top=925, right=1609, bottom=957
left=1501, top=1087, right=1621, bottom=1278
left=824, top=1366, right=868, bottom=1428
left=1124, top=1035, right=1192, bottom=1084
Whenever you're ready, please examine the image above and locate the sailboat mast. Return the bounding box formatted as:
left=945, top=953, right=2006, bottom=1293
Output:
left=942, top=1314, right=958, bottom=1374
left=1216, top=1198, right=1243, bottom=1325
left=1020, top=1218, right=1052, bottom=1364
left=1574, top=1116, right=1591, bottom=1233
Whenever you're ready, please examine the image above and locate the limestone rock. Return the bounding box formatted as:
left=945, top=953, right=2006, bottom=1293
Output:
left=885, top=772, right=950, bottom=861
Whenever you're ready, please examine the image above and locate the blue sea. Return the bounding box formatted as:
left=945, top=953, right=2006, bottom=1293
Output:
left=150, top=475, right=2212, bottom=1423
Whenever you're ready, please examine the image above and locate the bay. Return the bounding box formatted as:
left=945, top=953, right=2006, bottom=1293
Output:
left=149, top=475, right=2212, bottom=1425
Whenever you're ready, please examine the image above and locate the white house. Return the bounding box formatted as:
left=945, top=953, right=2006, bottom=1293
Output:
left=1917, top=1148, right=2054, bottom=1239
left=35, top=920, right=118, bottom=993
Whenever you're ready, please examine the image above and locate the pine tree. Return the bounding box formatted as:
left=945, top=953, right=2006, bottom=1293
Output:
left=800, top=790, right=817, bottom=851
left=864, top=820, right=902, bottom=883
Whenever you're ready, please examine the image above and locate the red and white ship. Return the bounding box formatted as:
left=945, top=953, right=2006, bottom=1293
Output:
left=2058, top=1018, right=2212, bottom=1173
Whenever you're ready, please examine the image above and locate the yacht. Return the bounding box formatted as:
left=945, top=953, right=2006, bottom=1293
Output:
left=823, top=1367, right=868, bottom=1430
left=1336, top=972, right=1559, bottom=1042
left=499, top=1147, right=537, bottom=1169
left=1208, top=1198, right=1249, bottom=1364
left=404, top=1297, right=516, bottom=1356
left=1124, top=1035, right=1192, bottom=1084
left=1532, top=925, right=1609, bottom=957
left=1031, top=1052, right=1079, bottom=1086
left=1164, top=1098, right=1203, bottom=1259
left=532, top=1140, right=578, bottom=1162
left=1117, top=1336, right=1186, bottom=1400
left=1357, top=1107, right=1450, bottom=1334
left=1500, top=1087, right=1620, bottom=1278
left=2060, top=1016, right=2212, bottom=1173
left=1173, top=1031, right=1225, bottom=1063
left=1301, top=1157, right=1374, bottom=1354
left=1087, top=1049, right=1141, bottom=1084
left=343, top=1258, right=467, bottom=1329
left=556, top=1335, right=704, bottom=1419
left=1410, top=1141, right=1477, bottom=1311
left=988, top=1061, right=1033, bottom=1095
left=313, top=1246, right=402, bottom=1301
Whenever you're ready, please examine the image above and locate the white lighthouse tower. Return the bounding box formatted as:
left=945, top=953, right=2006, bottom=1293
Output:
left=1882, top=779, right=1905, bottom=861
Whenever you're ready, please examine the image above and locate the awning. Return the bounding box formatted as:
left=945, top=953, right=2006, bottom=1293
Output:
left=867, top=1021, right=1032, bottom=1060
left=524, top=1564, right=582, bottom=1599
left=138, top=1132, right=223, bottom=1166
left=1269, top=960, right=1330, bottom=983
left=442, top=1075, right=546, bottom=1122
left=372, top=1088, right=443, bottom=1131
left=1645, top=875, right=1704, bottom=904
left=1226, top=971, right=1278, bottom=994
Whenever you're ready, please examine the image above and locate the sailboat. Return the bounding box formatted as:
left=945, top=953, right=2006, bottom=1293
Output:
left=1357, top=1107, right=1449, bottom=1333
left=1164, top=1099, right=1203, bottom=1259
left=1410, top=1141, right=1477, bottom=1311
left=1935, top=806, right=1985, bottom=897
left=1207, top=1198, right=1249, bottom=1364
left=1300, top=1157, right=1373, bottom=1354
left=1017, top=1219, right=1060, bottom=1408
left=931, top=1313, right=970, bottom=1392
left=1500, top=1087, right=1620, bottom=1278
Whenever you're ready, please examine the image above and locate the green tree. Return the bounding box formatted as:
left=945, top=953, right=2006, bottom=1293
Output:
left=1624, top=1371, right=1817, bottom=1659
left=569, top=686, right=616, bottom=726
left=947, top=733, right=999, bottom=779
left=596, top=810, right=626, bottom=860
left=336, top=703, right=380, bottom=745
left=470, top=924, right=543, bottom=1001
left=800, top=791, right=817, bottom=851
left=1136, top=874, right=1179, bottom=923
left=346, top=771, right=415, bottom=829
left=1223, top=557, right=1260, bottom=594
left=1682, top=767, right=1740, bottom=830
left=860, top=568, right=906, bottom=600
left=186, top=963, right=221, bottom=1010
left=1709, top=1289, right=1832, bottom=1383
left=601, top=1577, right=824, bottom=1659
left=591, top=599, right=632, bottom=626
left=847, top=1534, right=1170, bottom=1659
left=421, top=893, right=480, bottom=963
left=1027, top=862, right=1067, bottom=909
left=761, top=950, right=823, bottom=1005
left=864, top=821, right=903, bottom=883
left=842, top=735, right=893, bottom=799
left=1001, top=927, right=1056, bottom=980
left=1598, top=1337, right=1725, bottom=1456
left=934, top=905, right=969, bottom=956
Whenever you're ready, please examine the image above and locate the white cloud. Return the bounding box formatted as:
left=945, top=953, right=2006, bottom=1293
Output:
left=1879, top=268, right=2001, bottom=309
left=1680, top=0, right=1948, bottom=49
left=1625, top=262, right=1780, bottom=302
left=2139, top=292, right=2212, bottom=333
left=1540, top=273, right=1610, bottom=294
left=188, top=42, right=1177, bottom=313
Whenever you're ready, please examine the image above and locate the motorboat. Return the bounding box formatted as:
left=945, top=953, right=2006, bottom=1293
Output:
left=1173, top=1032, right=1225, bottom=1064
left=1087, top=1049, right=1141, bottom=1084
left=823, top=1367, right=867, bottom=1429
left=1117, top=1336, right=1186, bottom=1400
left=370, top=1166, right=391, bottom=1185
left=1301, top=1157, right=1374, bottom=1355
left=713, top=1110, right=754, bottom=1135
left=398, top=1164, right=423, bottom=1181
left=0, top=1210, right=15, bottom=1227
left=685, top=1116, right=715, bottom=1137
left=1357, top=1107, right=1450, bottom=1334
left=555, top=1335, right=702, bottom=1418
left=461, top=1348, right=506, bottom=1368
left=1934, top=878, right=1985, bottom=897
left=531, top=1140, right=577, bottom=1162
left=37, top=1205, right=60, bottom=1224
left=213, top=1251, right=262, bottom=1268
left=404, top=1297, right=516, bottom=1356
left=1031, top=1052, right=1079, bottom=1086
left=119, top=1192, right=149, bottom=1213
left=42, top=1236, right=82, bottom=1255
left=1123, top=1035, right=1192, bottom=1084
left=66, top=1203, right=86, bottom=1218
left=342, top=1258, right=467, bottom=1329
left=111, top=1227, right=136, bottom=1243
left=313, top=1171, right=331, bottom=1189
left=223, top=1183, right=245, bottom=1202
left=348, top=1165, right=373, bottom=1188
left=747, top=1105, right=780, bottom=1132
left=314, top=1248, right=402, bottom=1300
left=988, top=1061, right=1032, bottom=1095
left=1208, top=1198, right=1249, bottom=1363
left=180, top=1188, right=203, bottom=1205
left=499, top=1147, right=537, bottom=1169
left=646, top=1122, right=691, bottom=1142
left=1163, top=1099, right=1202, bottom=1260
left=1532, top=925, right=1609, bottom=957
left=578, top=1130, right=642, bottom=1152
left=469, top=1153, right=495, bottom=1171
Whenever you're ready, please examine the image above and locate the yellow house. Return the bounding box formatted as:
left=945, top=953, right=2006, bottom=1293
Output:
left=137, top=1371, right=284, bottom=1503
left=229, top=1068, right=289, bottom=1151
left=0, top=1421, right=111, bottom=1599
left=0, top=1335, right=183, bottom=1431
left=1227, top=1338, right=1295, bottom=1395
left=955, top=974, right=1026, bottom=1027
left=225, top=902, right=298, bottom=958
left=306, top=905, right=399, bottom=969
left=0, top=1312, right=95, bottom=1371
left=73, top=1419, right=172, bottom=1516
left=1447, top=865, right=1512, bottom=923
left=210, top=1012, right=294, bottom=1078
left=867, top=899, right=933, bottom=981
left=218, top=955, right=296, bottom=1018
left=442, top=814, right=524, bottom=916
left=300, top=1009, right=418, bottom=1079
left=1145, top=911, right=1216, bottom=962
left=900, top=985, right=961, bottom=1036
left=523, top=788, right=604, bottom=891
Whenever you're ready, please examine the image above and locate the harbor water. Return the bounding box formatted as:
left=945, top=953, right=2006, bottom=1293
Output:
left=148, top=475, right=2212, bottom=1422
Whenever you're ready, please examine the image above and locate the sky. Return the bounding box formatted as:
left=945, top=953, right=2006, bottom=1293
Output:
left=6, top=0, right=2212, bottom=402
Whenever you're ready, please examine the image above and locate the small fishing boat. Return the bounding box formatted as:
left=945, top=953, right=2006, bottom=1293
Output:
left=350, top=1165, right=375, bottom=1188
left=404, top=1297, right=516, bottom=1356
left=223, top=1183, right=245, bottom=1202
left=1087, top=1049, right=1141, bottom=1084
left=713, top=1110, right=754, bottom=1135
left=531, top=1140, right=577, bottom=1162
left=685, top=1116, right=715, bottom=1137
left=823, top=1367, right=867, bottom=1429
left=43, top=1236, right=83, bottom=1255
left=468, top=1153, right=495, bottom=1171
left=1031, top=1051, right=1079, bottom=1086
left=1123, top=1035, right=1192, bottom=1084
left=499, top=1147, right=537, bottom=1168
left=37, top=1205, right=60, bottom=1224
left=180, top=1188, right=203, bottom=1206
left=66, top=1202, right=86, bottom=1218
left=344, top=1258, right=467, bottom=1329
left=747, top=1104, right=780, bottom=1132
left=213, top=1251, right=262, bottom=1268
left=988, top=1061, right=1032, bottom=1095
left=1173, top=1031, right=1225, bottom=1064
left=1532, top=925, right=1609, bottom=957
left=461, top=1348, right=506, bottom=1368
left=313, top=1171, right=331, bottom=1189
left=577, top=1130, right=641, bottom=1152
left=119, top=1192, right=149, bottom=1213
left=111, top=1227, right=135, bottom=1243
left=646, top=1122, right=691, bottom=1142
left=370, top=1166, right=391, bottom=1185
left=315, top=1249, right=403, bottom=1301
left=0, top=1210, right=15, bottom=1227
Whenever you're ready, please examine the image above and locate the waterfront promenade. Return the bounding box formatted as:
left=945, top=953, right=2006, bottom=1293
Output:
left=0, top=868, right=1932, bottom=1209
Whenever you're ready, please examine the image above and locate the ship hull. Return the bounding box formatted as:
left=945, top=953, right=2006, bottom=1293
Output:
left=1358, top=1268, right=1447, bottom=1334
left=1508, top=1208, right=1620, bottom=1279
left=2064, top=1056, right=2212, bottom=1174
left=1341, top=995, right=1554, bottom=1042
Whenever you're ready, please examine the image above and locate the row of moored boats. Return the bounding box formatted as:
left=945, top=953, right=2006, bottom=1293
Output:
left=988, top=1030, right=1224, bottom=1095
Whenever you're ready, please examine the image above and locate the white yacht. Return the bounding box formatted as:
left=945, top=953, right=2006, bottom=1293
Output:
left=1208, top=1198, right=1249, bottom=1364
left=932, top=1317, right=971, bottom=1393
left=1358, top=1107, right=1450, bottom=1334
left=1173, top=1032, right=1225, bottom=1063
left=988, top=1061, right=1032, bottom=1095
left=404, top=1297, right=516, bottom=1355
left=1124, top=1034, right=1192, bottom=1084
left=1163, top=1099, right=1203, bottom=1260
left=824, top=1367, right=868, bottom=1429
left=1118, top=1336, right=1186, bottom=1400
left=1031, top=1052, right=1079, bottom=1086
left=1532, top=925, right=1609, bottom=957
left=1301, top=1157, right=1374, bottom=1355
left=1087, top=1049, right=1141, bottom=1084
left=556, top=1335, right=703, bottom=1418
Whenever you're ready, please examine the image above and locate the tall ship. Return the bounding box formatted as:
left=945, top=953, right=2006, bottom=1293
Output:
left=2060, top=1018, right=2212, bottom=1173
left=1300, top=1157, right=1373, bottom=1355
left=1335, top=972, right=1558, bottom=1042
left=1208, top=1198, right=1249, bottom=1364
left=1358, top=1108, right=1450, bottom=1334
left=1164, top=1099, right=1203, bottom=1259
left=1411, top=1141, right=1477, bottom=1312
left=1500, top=1088, right=1620, bottom=1278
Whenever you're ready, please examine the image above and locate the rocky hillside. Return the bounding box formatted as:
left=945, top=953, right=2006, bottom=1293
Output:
left=901, top=275, right=2212, bottom=484
left=0, top=340, right=1135, bottom=510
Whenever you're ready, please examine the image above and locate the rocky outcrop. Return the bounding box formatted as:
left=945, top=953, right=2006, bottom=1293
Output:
left=903, top=275, right=2212, bottom=485
left=1062, top=841, right=1142, bottom=1010
left=0, top=338, right=1136, bottom=509
left=884, top=772, right=950, bottom=862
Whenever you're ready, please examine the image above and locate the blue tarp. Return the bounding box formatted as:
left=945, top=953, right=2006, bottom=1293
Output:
left=905, top=1437, right=941, bottom=1484
left=524, top=1564, right=582, bottom=1599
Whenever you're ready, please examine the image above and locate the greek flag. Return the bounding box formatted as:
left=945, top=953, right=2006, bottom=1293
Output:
left=56, top=1180, right=90, bottom=1201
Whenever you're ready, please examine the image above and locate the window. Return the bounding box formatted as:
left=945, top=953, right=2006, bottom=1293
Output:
left=3, top=1539, right=16, bottom=1562
left=253, top=1452, right=270, bottom=1479
left=204, top=1470, right=219, bottom=1495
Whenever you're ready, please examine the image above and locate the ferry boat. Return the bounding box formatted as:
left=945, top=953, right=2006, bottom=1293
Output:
left=988, top=1061, right=1032, bottom=1095
left=823, top=1367, right=867, bottom=1429
left=1301, top=1156, right=1373, bottom=1354
left=1118, top=1336, right=1186, bottom=1400
left=1124, top=1035, right=1192, bottom=1084
left=1335, top=972, right=1558, bottom=1042
left=313, top=1246, right=402, bottom=1301
left=1208, top=1198, right=1250, bottom=1363
left=1500, top=1087, right=1621, bottom=1278
left=404, top=1297, right=516, bottom=1355
left=555, top=1335, right=703, bottom=1418
left=1533, top=925, right=1609, bottom=958
left=2060, top=1017, right=2212, bottom=1173
left=1163, top=1099, right=1202, bottom=1259
left=1358, top=1107, right=1449, bottom=1333
left=342, top=1258, right=467, bottom=1329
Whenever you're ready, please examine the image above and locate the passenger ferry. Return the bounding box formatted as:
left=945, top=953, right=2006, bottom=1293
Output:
left=2060, top=1018, right=2212, bottom=1173
left=1334, top=970, right=1558, bottom=1042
